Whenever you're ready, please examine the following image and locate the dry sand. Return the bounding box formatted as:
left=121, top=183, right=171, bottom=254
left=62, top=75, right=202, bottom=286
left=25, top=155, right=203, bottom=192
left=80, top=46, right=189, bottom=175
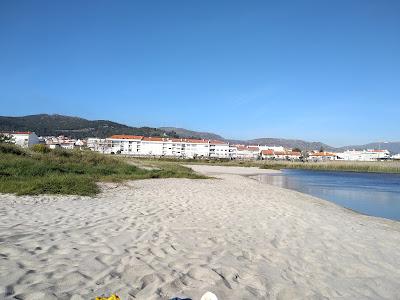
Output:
left=1, top=165, right=400, bottom=300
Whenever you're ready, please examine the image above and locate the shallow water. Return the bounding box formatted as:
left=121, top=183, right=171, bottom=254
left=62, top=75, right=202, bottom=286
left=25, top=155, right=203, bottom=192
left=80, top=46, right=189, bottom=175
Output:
left=255, top=169, right=400, bottom=221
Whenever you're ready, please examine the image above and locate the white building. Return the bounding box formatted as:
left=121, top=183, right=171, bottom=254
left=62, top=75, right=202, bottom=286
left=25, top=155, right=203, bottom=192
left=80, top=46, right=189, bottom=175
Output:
left=337, top=149, right=390, bottom=161
left=179, top=139, right=210, bottom=158
left=101, top=135, right=234, bottom=159
left=261, top=149, right=302, bottom=160
left=87, top=138, right=110, bottom=153
left=209, top=140, right=231, bottom=158
left=4, top=132, right=40, bottom=148
left=236, top=145, right=260, bottom=159
left=392, top=153, right=400, bottom=160
left=258, top=145, right=286, bottom=152
left=106, top=135, right=143, bottom=155
left=308, top=151, right=338, bottom=161
left=140, top=137, right=164, bottom=156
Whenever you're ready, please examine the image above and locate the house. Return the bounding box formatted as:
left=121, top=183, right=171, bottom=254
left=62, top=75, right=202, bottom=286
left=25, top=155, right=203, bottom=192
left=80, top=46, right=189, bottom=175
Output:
left=75, top=139, right=86, bottom=149
left=236, top=145, right=260, bottom=160
left=87, top=138, right=110, bottom=153
left=308, top=151, right=338, bottom=161
left=259, top=145, right=285, bottom=152
left=261, top=149, right=275, bottom=159
left=261, top=149, right=301, bottom=160
left=4, top=132, right=40, bottom=148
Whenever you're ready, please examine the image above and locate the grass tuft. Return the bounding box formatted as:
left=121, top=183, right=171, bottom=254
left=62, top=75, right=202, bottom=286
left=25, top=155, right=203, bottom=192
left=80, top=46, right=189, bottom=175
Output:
left=0, top=144, right=207, bottom=196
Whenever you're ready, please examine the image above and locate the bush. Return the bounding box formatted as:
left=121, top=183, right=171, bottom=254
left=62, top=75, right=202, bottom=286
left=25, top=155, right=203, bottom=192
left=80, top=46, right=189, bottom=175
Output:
left=0, top=143, right=26, bottom=156
left=0, top=147, right=208, bottom=196
left=32, top=144, right=51, bottom=153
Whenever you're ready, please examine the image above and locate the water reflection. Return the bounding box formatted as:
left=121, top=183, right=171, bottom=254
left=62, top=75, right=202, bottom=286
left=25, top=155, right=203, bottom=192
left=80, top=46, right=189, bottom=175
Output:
left=255, top=170, right=400, bottom=221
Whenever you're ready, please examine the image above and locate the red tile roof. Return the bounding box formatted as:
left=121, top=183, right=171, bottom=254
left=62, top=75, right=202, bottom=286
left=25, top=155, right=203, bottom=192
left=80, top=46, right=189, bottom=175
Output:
left=261, top=150, right=301, bottom=156
left=261, top=149, right=274, bottom=155
left=287, top=151, right=301, bottom=156
left=169, top=138, right=208, bottom=144
left=186, top=139, right=209, bottom=144
left=247, top=146, right=259, bottom=152
left=109, top=135, right=143, bottom=140
left=209, top=140, right=227, bottom=145
left=142, top=137, right=164, bottom=142
left=369, top=149, right=386, bottom=152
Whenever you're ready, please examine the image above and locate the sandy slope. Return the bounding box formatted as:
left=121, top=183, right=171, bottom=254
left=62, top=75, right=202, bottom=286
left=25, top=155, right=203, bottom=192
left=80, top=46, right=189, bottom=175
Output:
left=1, top=165, right=400, bottom=300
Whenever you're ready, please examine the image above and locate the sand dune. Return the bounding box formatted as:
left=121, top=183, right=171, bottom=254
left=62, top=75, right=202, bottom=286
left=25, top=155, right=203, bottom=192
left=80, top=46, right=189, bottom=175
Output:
left=1, top=165, right=400, bottom=299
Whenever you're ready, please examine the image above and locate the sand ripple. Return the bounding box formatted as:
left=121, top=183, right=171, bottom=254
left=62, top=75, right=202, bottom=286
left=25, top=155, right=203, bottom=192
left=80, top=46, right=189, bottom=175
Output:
left=1, top=166, right=400, bottom=299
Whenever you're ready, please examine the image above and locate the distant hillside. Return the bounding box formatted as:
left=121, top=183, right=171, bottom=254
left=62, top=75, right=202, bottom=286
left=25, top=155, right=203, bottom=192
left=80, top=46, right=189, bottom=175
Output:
left=2, top=114, right=397, bottom=153
left=159, top=128, right=336, bottom=151
left=227, top=138, right=336, bottom=151
left=159, top=127, right=224, bottom=140
left=0, top=114, right=177, bottom=139
left=338, top=142, right=400, bottom=154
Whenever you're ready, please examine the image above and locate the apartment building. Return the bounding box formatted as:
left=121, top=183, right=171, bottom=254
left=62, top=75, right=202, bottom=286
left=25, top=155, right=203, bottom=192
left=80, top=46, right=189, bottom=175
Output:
left=107, top=135, right=143, bottom=155
left=87, top=138, right=110, bottom=153
left=337, top=149, right=390, bottom=161
left=209, top=140, right=231, bottom=158
left=105, top=135, right=225, bottom=158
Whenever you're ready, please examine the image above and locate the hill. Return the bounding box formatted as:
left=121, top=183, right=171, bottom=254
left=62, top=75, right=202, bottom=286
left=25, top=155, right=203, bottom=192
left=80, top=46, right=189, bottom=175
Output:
left=0, top=114, right=177, bottom=139
left=159, top=127, right=224, bottom=140
left=159, top=128, right=335, bottom=150
left=2, top=114, right=398, bottom=153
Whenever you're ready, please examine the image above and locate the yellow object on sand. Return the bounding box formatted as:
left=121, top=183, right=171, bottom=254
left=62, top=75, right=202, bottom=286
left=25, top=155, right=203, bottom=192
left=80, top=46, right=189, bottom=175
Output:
left=95, top=295, right=120, bottom=300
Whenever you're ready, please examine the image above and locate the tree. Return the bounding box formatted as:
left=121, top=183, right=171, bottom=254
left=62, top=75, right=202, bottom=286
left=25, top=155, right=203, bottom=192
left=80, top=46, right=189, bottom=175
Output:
left=292, top=147, right=302, bottom=153
left=0, top=134, right=12, bottom=143
left=319, top=146, right=324, bottom=153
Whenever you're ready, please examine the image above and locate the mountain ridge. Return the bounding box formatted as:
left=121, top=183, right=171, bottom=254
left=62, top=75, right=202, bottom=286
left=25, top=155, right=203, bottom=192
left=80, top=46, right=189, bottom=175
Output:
left=0, top=114, right=177, bottom=139
left=1, top=114, right=399, bottom=153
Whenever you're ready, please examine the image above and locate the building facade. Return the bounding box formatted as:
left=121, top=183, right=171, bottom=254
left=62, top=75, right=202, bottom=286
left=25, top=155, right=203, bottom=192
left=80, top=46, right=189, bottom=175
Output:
left=2, top=132, right=40, bottom=148
left=337, top=149, right=390, bottom=161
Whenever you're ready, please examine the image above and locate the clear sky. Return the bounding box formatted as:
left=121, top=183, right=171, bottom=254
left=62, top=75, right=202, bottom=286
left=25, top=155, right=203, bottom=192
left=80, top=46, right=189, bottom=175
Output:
left=1, top=0, right=399, bottom=146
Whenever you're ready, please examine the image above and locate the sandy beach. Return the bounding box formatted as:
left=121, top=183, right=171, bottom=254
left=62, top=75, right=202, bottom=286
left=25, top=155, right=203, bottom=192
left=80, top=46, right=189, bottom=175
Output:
left=1, top=165, right=400, bottom=300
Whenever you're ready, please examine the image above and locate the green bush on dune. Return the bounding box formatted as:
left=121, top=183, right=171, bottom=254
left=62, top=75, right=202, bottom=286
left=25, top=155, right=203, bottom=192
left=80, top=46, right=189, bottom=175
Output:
left=0, top=144, right=207, bottom=196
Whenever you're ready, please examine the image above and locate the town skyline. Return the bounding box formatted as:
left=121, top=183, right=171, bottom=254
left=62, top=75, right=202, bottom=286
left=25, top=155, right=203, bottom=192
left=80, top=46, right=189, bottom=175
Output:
left=1, top=113, right=399, bottom=150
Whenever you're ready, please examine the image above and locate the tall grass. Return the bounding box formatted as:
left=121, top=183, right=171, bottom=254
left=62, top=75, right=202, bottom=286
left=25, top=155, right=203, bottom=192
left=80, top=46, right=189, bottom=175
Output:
left=0, top=144, right=207, bottom=196
left=260, top=160, right=400, bottom=173
left=126, top=156, right=400, bottom=174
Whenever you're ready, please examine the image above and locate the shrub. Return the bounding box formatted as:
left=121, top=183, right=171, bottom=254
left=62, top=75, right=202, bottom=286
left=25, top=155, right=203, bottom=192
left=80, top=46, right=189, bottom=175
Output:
left=32, top=144, right=51, bottom=153
left=0, top=147, right=208, bottom=196
left=0, top=143, right=26, bottom=156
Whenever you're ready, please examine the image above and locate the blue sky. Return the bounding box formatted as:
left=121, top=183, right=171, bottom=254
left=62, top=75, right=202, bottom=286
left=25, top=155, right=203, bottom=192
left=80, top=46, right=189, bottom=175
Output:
left=1, top=0, right=399, bottom=146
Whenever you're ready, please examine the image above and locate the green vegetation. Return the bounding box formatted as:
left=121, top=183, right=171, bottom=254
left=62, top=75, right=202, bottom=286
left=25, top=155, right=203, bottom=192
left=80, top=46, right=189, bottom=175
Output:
left=125, top=156, right=400, bottom=174
left=0, top=114, right=178, bottom=139
left=0, top=144, right=207, bottom=196
left=259, top=160, right=400, bottom=173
